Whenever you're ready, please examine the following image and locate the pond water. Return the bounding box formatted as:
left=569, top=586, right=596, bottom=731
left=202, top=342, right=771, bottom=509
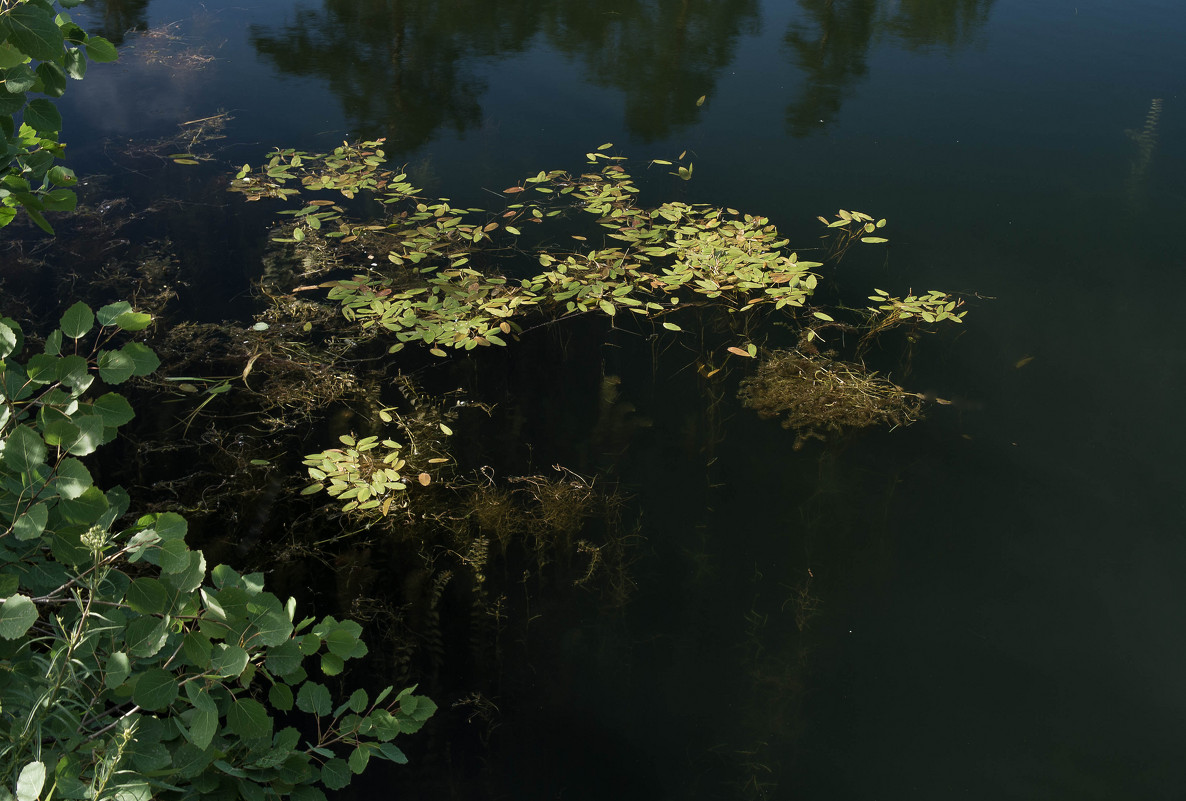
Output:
left=29, top=0, right=1186, bottom=797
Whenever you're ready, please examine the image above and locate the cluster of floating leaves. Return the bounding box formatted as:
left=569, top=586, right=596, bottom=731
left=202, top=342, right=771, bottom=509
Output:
left=228, top=141, right=964, bottom=361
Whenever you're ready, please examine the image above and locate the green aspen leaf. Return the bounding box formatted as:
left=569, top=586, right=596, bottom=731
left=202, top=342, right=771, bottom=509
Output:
left=158, top=538, right=189, bottom=574
left=105, top=651, right=131, bottom=689
left=378, top=743, right=408, bottom=764
left=324, top=620, right=367, bottom=659
left=227, top=698, right=272, bottom=740
left=3, top=425, right=46, bottom=472
left=62, top=413, right=104, bottom=455
left=125, top=615, right=169, bottom=657
left=182, top=630, right=213, bottom=669
left=125, top=577, right=169, bottom=615
left=96, top=301, right=133, bottom=325
left=347, top=688, right=368, bottom=713
left=321, top=652, right=344, bottom=676
left=56, top=353, right=91, bottom=391
left=298, top=632, right=321, bottom=654
left=48, top=165, right=76, bottom=187
left=97, top=349, right=134, bottom=384
left=133, top=668, right=179, bottom=710
left=290, top=786, right=328, bottom=801
left=24, top=98, right=62, bottom=133
left=121, top=342, right=160, bottom=376
left=0, top=42, right=28, bottom=68
left=15, top=761, right=46, bottom=801
left=0, top=321, right=17, bottom=358
left=348, top=745, right=370, bottom=774
left=5, top=3, right=64, bottom=61
left=43, top=328, right=62, bottom=355
left=188, top=692, right=218, bottom=749
left=53, top=457, right=93, bottom=500
left=40, top=188, right=75, bottom=212
left=84, top=35, right=119, bottom=63
left=0, top=594, right=38, bottom=639
left=163, top=549, right=206, bottom=595
left=63, top=46, right=86, bottom=78
left=113, top=311, right=152, bottom=331
left=296, top=681, right=332, bottom=716
left=4, top=64, right=37, bottom=93
left=35, top=60, right=66, bottom=97
left=268, top=682, right=294, bottom=711
left=13, top=502, right=48, bottom=541
left=211, top=643, right=249, bottom=678
left=90, top=391, right=134, bottom=427
left=264, top=638, right=303, bottom=676
left=320, top=759, right=351, bottom=791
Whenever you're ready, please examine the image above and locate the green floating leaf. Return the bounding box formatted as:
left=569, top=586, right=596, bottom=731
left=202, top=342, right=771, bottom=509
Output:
left=0, top=595, right=38, bottom=639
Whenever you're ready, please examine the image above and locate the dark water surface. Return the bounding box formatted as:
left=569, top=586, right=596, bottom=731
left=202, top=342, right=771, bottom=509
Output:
left=48, top=0, right=1186, bottom=798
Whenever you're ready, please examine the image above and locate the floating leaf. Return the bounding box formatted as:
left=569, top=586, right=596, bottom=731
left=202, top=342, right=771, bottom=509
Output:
left=726, top=346, right=754, bottom=358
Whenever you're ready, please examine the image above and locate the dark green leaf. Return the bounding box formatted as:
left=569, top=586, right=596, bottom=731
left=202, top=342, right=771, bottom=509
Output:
left=23, top=98, right=62, bottom=133
left=264, top=638, right=303, bottom=677
left=296, top=681, right=331, bottom=716
left=182, top=630, right=213, bottom=669
left=268, top=682, right=294, bottom=711
left=320, top=759, right=351, bottom=791
left=4, top=3, right=63, bottom=61
left=210, top=643, right=249, bottom=678
left=133, top=668, right=179, bottom=710
left=4, top=64, right=37, bottom=92
left=125, top=615, right=169, bottom=658
left=348, top=745, right=370, bottom=774
left=347, top=688, right=368, bottom=713
left=84, top=35, right=119, bottom=63
left=227, top=698, right=272, bottom=740
left=104, top=651, right=131, bottom=689
left=97, top=349, right=134, bottom=384
left=122, top=342, right=160, bottom=376
left=63, top=46, right=86, bottom=79
left=377, top=743, right=408, bottom=764
left=91, top=392, right=134, bottom=427
left=2, top=425, right=46, bottom=472
left=34, top=60, right=66, bottom=97
left=126, top=577, right=169, bottom=615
